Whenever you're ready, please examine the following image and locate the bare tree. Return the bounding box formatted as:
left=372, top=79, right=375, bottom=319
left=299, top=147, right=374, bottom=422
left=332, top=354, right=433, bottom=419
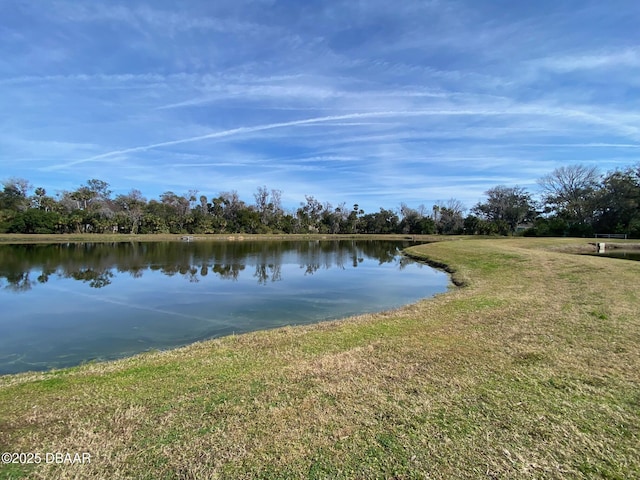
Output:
left=254, top=186, right=270, bottom=225
left=435, top=199, right=466, bottom=234
left=0, top=178, right=31, bottom=211
left=538, top=164, right=600, bottom=224
left=186, top=189, right=199, bottom=209
left=114, top=189, right=146, bottom=234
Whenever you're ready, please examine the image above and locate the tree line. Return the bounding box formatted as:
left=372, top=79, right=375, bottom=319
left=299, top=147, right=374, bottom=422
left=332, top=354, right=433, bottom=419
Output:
left=1, top=163, right=639, bottom=237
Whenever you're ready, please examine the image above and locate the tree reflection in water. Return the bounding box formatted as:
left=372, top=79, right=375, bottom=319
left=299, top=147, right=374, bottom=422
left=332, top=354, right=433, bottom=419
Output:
left=0, top=240, right=417, bottom=291
left=0, top=240, right=449, bottom=375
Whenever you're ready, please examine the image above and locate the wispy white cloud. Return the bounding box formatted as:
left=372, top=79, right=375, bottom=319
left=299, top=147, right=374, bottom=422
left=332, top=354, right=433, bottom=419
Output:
left=2, top=0, right=639, bottom=211
left=42, top=109, right=513, bottom=170
left=532, top=48, right=640, bottom=73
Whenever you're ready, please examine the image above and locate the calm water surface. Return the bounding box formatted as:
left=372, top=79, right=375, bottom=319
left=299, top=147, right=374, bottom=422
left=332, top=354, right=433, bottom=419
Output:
left=585, top=251, right=640, bottom=261
left=0, top=240, right=449, bottom=375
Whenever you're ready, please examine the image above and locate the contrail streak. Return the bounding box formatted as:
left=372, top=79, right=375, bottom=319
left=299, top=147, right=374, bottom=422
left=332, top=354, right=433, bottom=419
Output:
left=48, top=285, right=214, bottom=323
left=44, top=109, right=506, bottom=171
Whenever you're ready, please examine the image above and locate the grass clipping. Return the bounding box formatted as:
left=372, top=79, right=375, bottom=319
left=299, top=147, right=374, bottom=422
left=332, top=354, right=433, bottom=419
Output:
left=1, top=237, right=639, bottom=479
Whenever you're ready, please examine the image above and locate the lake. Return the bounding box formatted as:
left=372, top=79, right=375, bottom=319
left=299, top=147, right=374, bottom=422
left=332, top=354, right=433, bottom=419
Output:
left=0, top=240, right=449, bottom=375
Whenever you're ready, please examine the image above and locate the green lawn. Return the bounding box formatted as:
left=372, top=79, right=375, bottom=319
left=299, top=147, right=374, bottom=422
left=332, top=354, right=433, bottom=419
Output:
left=1, top=237, right=638, bottom=479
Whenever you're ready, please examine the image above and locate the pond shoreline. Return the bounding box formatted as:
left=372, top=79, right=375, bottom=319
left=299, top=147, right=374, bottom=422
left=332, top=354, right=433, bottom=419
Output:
left=590, top=241, right=640, bottom=250
left=0, top=232, right=445, bottom=244
left=0, top=239, right=450, bottom=375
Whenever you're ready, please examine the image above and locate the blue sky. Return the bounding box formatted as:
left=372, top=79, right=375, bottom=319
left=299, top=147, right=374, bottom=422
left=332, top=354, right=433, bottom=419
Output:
left=1, top=0, right=639, bottom=212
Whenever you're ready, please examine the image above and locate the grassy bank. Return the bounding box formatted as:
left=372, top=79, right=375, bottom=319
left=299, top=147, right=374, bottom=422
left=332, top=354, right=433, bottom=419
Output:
left=1, top=237, right=639, bottom=479
left=0, top=233, right=442, bottom=244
